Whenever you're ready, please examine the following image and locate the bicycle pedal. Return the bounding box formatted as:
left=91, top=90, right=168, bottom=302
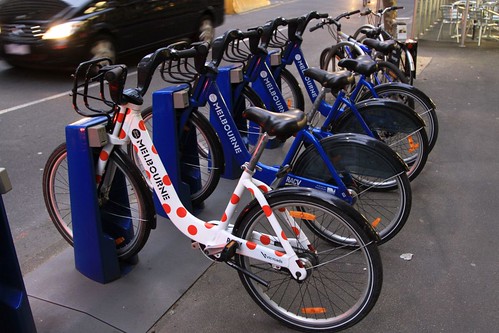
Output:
left=219, top=240, right=239, bottom=261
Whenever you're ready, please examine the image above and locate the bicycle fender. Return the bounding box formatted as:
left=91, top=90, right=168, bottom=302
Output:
left=294, top=132, right=408, bottom=181
left=334, top=98, right=426, bottom=134
left=233, top=187, right=380, bottom=244
left=373, top=82, right=436, bottom=110
left=113, top=148, right=157, bottom=229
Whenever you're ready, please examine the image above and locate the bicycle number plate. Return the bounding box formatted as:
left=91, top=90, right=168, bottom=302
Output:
left=4, top=44, right=30, bottom=55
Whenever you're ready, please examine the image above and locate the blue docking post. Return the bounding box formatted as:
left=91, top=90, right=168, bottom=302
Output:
left=215, top=65, right=244, bottom=179
left=152, top=85, right=195, bottom=215
left=66, top=117, right=127, bottom=283
left=0, top=168, right=37, bottom=333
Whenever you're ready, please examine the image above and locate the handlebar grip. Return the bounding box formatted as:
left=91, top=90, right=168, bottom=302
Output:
left=347, top=9, right=361, bottom=16
left=296, top=11, right=328, bottom=36
left=240, top=28, right=263, bottom=39
left=393, top=6, right=404, bottom=10
left=104, top=65, right=126, bottom=83
left=309, top=23, right=322, bottom=32
left=172, top=47, right=198, bottom=59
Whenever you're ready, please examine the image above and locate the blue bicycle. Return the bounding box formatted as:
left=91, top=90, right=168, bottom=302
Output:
left=141, top=34, right=413, bottom=243
left=216, top=16, right=429, bottom=181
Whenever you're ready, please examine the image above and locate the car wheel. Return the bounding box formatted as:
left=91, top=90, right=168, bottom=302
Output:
left=90, top=35, right=116, bottom=64
left=198, top=16, right=215, bottom=44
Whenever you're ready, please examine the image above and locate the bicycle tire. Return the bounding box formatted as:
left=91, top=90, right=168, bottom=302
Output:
left=396, top=47, right=414, bottom=85
left=372, top=60, right=409, bottom=84
left=333, top=99, right=429, bottom=182
left=292, top=135, right=412, bottom=243
left=138, top=107, right=224, bottom=206
left=320, top=42, right=360, bottom=73
left=276, top=68, right=305, bottom=111
left=42, top=143, right=154, bottom=260
left=357, top=83, right=439, bottom=152
left=233, top=189, right=383, bottom=331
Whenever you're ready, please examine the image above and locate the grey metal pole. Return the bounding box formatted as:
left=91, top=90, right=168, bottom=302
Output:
left=460, top=0, right=471, bottom=47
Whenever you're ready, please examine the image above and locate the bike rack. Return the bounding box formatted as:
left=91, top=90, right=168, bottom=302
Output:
left=66, top=117, right=134, bottom=283
left=214, top=65, right=245, bottom=179
left=152, top=85, right=196, bottom=213
left=0, top=168, right=37, bottom=332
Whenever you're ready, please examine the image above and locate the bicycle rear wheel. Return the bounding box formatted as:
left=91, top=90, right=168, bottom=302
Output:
left=233, top=191, right=382, bottom=331
left=357, top=83, right=439, bottom=152
left=333, top=100, right=429, bottom=182
left=292, top=135, right=412, bottom=243
left=42, top=143, right=154, bottom=260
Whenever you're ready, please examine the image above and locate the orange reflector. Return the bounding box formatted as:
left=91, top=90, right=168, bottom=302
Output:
left=289, top=211, right=316, bottom=221
left=407, top=135, right=420, bottom=153
left=301, top=307, right=327, bottom=314
left=287, top=99, right=292, bottom=108
left=115, top=237, right=125, bottom=245
left=371, top=217, right=381, bottom=228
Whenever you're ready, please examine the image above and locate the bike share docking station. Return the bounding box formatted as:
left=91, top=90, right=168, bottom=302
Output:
left=0, top=168, right=37, bottom=333
left=65, top=85, right=197, bottom=283
left=214, top=52, right=284, bottom=179
left=66, top=116, right=125, bottom=283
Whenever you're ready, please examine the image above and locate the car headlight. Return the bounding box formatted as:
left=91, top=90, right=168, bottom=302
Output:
left=43, top=21, right=83, bottom=40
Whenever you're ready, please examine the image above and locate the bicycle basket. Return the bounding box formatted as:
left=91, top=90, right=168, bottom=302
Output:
left=223, top=37, right=253, bottom=64
left=159, top=41, right=200, bottom=84
left=72, top=58, right=127, bottom=118
left=268, top=28, right=289, bottom=49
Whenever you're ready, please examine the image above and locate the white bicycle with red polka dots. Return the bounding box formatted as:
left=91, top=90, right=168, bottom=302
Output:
left=62, top=45, right=383, bottom=331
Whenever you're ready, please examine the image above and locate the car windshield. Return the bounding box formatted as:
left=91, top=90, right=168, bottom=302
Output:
left=0, top=0, right=90, bottom=21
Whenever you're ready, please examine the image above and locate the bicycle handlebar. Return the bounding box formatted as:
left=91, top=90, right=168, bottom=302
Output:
left=136, top=41, right=209, bottom=95
left=361, top=6, right=404, bottom=16
left=259, top=17, right=287, bottom=49
left=211, top=28, right=264, bottom=65
left=309, top=10, right=361, bottom=32
left=287, top=11, right=328, bottom=41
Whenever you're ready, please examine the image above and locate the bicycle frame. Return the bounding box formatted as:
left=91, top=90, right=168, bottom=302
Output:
left=194, top=70, right=355, bottom=203
left=94, top=102, right=309, bottom=280
left=268, top=44, right=377, bottom=136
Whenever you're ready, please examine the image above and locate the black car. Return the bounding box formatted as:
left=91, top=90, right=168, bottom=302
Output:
left=0, top=0, right=225, bottom=69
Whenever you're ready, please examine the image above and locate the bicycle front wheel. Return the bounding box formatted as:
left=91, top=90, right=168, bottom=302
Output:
left=371, top=60, right=409, bottom=85
left=138, top=107, right=223, bottom=206
left=275, top=67, right=305, bottom=111
left=234, top=192, right=382, bottom=332
left=42, top=143, right=154, bottom=260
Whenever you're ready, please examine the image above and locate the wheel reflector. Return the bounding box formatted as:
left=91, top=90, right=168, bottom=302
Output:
left=289, top=211, right=316, bottom=220
left=301, top=307, right=327, bottom=314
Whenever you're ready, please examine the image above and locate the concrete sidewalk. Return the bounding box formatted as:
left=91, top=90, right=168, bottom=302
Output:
left=149, top=31, right=499, bottom=333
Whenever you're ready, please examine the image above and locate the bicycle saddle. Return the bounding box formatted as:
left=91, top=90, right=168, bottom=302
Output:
left=362, top=38, right=397, bottom=55
left=337, top=55, right=378, bottom=76
left=303, top=68, right=355, bottom=92
left=242, top=107, right=307, bottom=140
